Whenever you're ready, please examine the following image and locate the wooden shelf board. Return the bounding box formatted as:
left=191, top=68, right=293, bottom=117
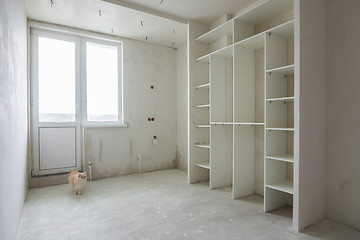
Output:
left=196, top=162, right=210, bottom=170
left=196, top=83, right=210, bottom=89
left=234, top=122, right=265, bottom=126
left=266, top=154, right=294, bottom=163
left=266, top=96, right=294, bottom=102
left=212, top=45, right=233, bottom=58
left=195, top=144, right=210, bottom=149
left=268, top=19, right=294, bottom=39
left=196, top=20, right=233, bottom=43
left=267, top=64, right=294, bottom=75
left=195, top=104, right=210, bottom=108
left=211, top=122, right=233, bottom=125
left=197, top=125, right=210, bottom=128
left=266, top=128, right=294, bottom=131
left=266, top=180, right=293, bottom=194
left=196, top=54, right=210, bottom=63
left=235, top=32, right=265, bottom=50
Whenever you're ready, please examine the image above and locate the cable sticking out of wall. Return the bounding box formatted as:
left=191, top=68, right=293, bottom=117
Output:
left=160, top=0, right=164, bottom=4
left=50, top=0, right=54, bottom=7
left=140, top=21, right=144, bottom=26
left=98, top=10, right=102, bottom=16
left=146, top=36, right=148, bottom=41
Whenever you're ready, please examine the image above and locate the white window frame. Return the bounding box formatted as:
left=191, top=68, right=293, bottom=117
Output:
left=30, top=22, right=125, bottom=128
left=81, top=38, right=124, bottom=127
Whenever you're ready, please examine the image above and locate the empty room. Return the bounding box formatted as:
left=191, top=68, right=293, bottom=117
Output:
left=1, top=0, right=360, bottom=239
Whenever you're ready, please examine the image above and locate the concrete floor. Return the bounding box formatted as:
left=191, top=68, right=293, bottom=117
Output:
left=16, top=169, right=360, bottom=240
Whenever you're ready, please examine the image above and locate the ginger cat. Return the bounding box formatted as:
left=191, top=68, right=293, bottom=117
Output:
left=68, top=170, right=87, bottom=195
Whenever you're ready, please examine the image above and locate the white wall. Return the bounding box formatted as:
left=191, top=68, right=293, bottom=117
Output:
left=31, top=36, right=177, bottom=186
left=84, top=39, right=177, bottom=179
left=294, top=0, right=327, bottom=231
left=326, top=0, right=360, bottom=230
left=0, top=0, right=28, bottom=239
left=176, top=43, right=188, bottom=171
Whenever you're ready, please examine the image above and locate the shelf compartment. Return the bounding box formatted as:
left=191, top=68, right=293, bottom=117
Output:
left=195, top=104, right=210, bottom=108
left=196, top=162, right=210, bottom=170
left=266, top=154, right=294, bottom=163
left=266, top=99, right=294, bottom=129
left=267, top=20, right=294, bottom=39
left=265, top=186, right=292, bottom=212
left=267, top=64, right=294, bottom=75
left=195, top=144, right=210, bottom=149
left=196, top=83, right=210, bottom=89
left=196, top=20, right=233, bottom=44
left=266, top=180, right=293, bottom=194
left=266, top=70, right=294, bottom=99
left=234, top=32, right=265, bottom=50
left=266, top=130, right=293, bottom=160
left=197, top=125, right=210, bottom=128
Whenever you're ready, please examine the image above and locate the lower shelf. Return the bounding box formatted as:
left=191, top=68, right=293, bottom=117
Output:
left=195, top=162, right=210, bottom=170
left=266, top=180, right=293, bottom=194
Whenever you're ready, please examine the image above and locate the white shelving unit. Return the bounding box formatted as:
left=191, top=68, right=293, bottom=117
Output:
left=189, top=0, right=296, bottom=227
left=265, top=15, right=295, bottom=214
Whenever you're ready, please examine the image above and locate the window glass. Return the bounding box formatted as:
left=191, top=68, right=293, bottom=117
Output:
left=38, top=37, right=76, bottom=122
left=86, top=42, right=119, bottom=122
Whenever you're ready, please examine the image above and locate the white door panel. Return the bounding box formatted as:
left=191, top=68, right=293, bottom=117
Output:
left=39, top=127, right=76, bottom=170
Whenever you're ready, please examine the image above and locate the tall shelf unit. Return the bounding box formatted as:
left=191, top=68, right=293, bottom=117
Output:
left=188, top=0, right=296, bottom=226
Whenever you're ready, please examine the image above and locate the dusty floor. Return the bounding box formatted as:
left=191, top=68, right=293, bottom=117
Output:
left=16, top=169, right=360, bottom=240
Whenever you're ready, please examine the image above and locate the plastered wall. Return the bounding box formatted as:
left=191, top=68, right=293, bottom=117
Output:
left=0, top=0, right=28, bottom=239
left=326, top=0, right=360, bottom=230
left=83, top=40, right=177, bottom=180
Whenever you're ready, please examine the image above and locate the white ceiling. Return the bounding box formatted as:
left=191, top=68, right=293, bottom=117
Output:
left=24, top=0, right=258, bottom=48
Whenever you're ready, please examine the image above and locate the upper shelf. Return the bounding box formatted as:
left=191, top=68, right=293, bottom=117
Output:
left=196, top=0, right=293, bottom=44
left=196, top=45, right=233, bottom=62
left=235, top=32, right=265, bottom=50
left=196, top=21, right=233, bottom=44
left=235, top=0, right=293, bottom=26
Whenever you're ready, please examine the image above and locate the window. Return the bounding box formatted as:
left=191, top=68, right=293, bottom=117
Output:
left=32, top=28, right=123, bottom=126
left=85, top=41, right=119, bottom=122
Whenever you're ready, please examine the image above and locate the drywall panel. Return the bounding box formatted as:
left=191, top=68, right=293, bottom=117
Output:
left=31, top=35, right=177, bottom=185
left=176, top=43, right=188, bottom=171
left=326, top=0, right=360, bottom=230
left=0, top=0, right=28, bottom=239
left=294, top=0, right=327, bottom=231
